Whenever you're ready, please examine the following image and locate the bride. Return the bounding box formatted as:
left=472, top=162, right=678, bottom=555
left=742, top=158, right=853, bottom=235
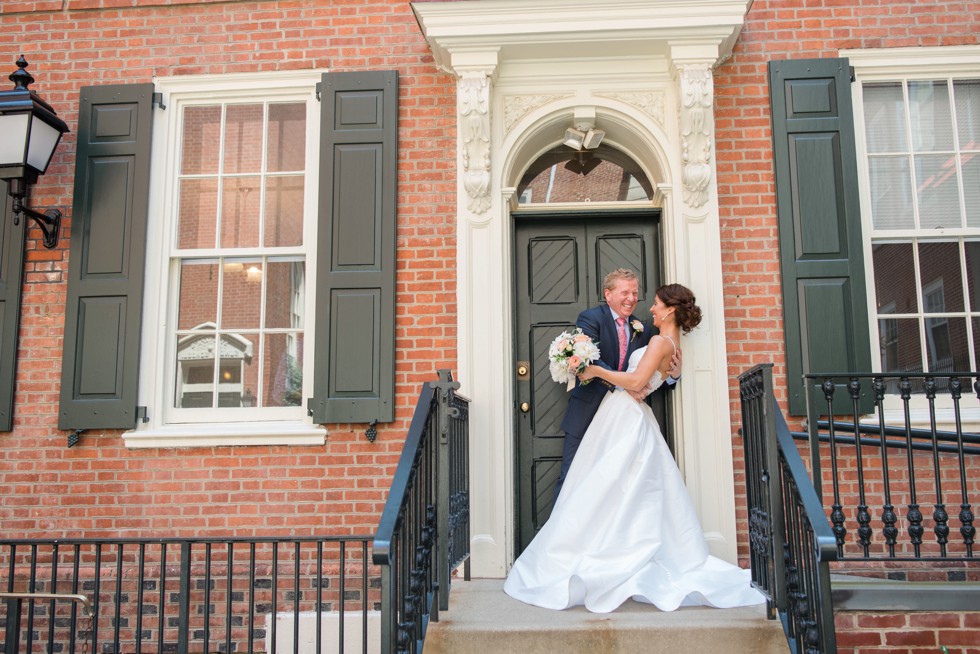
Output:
left=504, top=283, right=764, bottom=613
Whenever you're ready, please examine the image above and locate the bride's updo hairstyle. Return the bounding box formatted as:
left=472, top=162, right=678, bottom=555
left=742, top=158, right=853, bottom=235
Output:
left=656, top=284, right=702, bottom=334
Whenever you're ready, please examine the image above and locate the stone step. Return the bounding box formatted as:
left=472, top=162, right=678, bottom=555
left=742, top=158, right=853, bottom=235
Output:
left=424, top=579, right=787, bottom=654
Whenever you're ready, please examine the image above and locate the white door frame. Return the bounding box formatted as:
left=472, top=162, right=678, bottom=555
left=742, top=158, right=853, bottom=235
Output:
left=413, top=0, right=752, bottom=577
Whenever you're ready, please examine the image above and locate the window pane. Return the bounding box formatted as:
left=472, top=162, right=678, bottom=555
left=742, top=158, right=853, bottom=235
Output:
left=972, top=318, right=980, bottom=370
left=221, top=259, right=262, bottom=329
left=915, top=153, right=962, bottom=229
left=964, top=241, right=980, bottom=311
left=264, top=332, right=303, bottom=407
left=962, top=152, right=980, bottom=228
left=177, top=261, right=218, bottom=330
left=264, top=175, right=304, bottom=247
left=265, top=260, right=304, bottom=329
left=174, top=331, right=258, bottom=409
left=221, top=176, right=260, bottom=248
left=954, top=80, right=980, bottom=148
left=873, top=243, right=917, bottom=313
left=863, top=83, right=907, bottom=154
left=878, top=317, right=921, bottom=373
left=909, top=80, right=953, bottom=152
left=918, top=242, right=963, bottom=312
left=268, top=103, right=306, bottom=173
left=926, top=316, right=968, bottom=372
left=517, top=144, right=653, bottom=203
left=178, top=178, right=218, bottom=249
left=181, top=105, right=221, bottom=175
left=868, top=156, right=914, bottom=229
left=175, top=331, right=216, bottom=408
left=223, top=104, right=264, bottom=174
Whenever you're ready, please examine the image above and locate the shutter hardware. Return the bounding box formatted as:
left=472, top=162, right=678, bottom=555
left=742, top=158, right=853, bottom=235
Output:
left=152, top=92, right=166, bottom=110
left=366, top=419, right=378, bottom=443
left=67, top=430, right=83, bottom=448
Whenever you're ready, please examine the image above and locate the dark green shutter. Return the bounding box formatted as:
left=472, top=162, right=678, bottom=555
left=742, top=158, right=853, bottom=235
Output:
left=769, top=59, right=873, bottom=415
left=0, top=184, right=26, bottom=431
left=310, top=71, right=398, bottom=424
left=59, top=84, right=154, bottom=431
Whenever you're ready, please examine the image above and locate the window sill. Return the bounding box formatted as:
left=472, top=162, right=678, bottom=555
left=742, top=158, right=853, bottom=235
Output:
left=122, top=421, right=327, bottom=449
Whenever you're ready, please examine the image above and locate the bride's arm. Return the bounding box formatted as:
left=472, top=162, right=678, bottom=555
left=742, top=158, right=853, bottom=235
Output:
left=579, top=339, right=669, bottom=392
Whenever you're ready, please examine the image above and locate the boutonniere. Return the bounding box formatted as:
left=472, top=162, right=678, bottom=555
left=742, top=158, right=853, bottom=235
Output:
left=630, top=320, right=644, bottom=341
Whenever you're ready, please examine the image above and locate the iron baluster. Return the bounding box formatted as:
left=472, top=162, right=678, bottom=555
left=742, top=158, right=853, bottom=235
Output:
left=849, top=378, right=872, bottom=555
left=951, top=378, right=974, bottom=557
left=293, top=541, right=301, bottom=654
left=822, top=379, right=847, bottom=556
left=900, top=377, right=924, bottom=556
left=872, top=377, right=899, bottom=556
left=114, top=542, right=125, bottom=654
left=924, top=378, right=949, bottom=555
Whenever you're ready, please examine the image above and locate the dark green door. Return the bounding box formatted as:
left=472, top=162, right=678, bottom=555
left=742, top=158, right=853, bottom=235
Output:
left=513, top=210, right=665, bottom=553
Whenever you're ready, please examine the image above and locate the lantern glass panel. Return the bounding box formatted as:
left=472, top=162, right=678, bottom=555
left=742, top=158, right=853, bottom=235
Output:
left=0, top=113, right=29, bottom=168
left=26, top=117, right=61, bottom=173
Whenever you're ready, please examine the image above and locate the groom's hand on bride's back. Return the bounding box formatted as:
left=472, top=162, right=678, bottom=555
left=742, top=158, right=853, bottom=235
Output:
left=667, top=347, right=682, bottom=381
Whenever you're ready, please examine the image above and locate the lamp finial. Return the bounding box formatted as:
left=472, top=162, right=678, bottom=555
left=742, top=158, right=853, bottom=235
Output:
left=9, top=55, right=34, bottom=91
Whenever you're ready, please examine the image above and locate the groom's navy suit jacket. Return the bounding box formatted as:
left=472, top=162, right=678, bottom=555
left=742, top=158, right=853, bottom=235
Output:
left=558, top=305, right=656, bottom=440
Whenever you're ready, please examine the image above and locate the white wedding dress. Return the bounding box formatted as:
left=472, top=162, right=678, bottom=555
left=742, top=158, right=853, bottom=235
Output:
left=504, top=339, right=765, bottom=613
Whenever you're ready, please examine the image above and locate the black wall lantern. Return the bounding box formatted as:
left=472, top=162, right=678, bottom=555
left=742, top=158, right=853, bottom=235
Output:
left=0, top=56, right=70, bottom=248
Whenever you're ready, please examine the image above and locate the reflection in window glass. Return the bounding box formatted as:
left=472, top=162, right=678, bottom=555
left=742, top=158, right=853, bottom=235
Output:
left=868, top=156, right=914, bottom=230
left=918, top=242, right=963, bottom=312
left=863, top=76, right=980, bottom=385
left=871, top=240, right=978, bottom=381
left=908, top=80, right=953, bottom=152
left=172, top=100, right=308, bottom=412
left=223, top=104, right=264, bottom=174
left=864, top=83, right=907, bottom=153
left=873, top=243, right=917, bottom=313
left=915, top=153, right=961, bottom=229
left=517, top=145, right=652, bottom=204
left=878, top=317, right=921, bottom=373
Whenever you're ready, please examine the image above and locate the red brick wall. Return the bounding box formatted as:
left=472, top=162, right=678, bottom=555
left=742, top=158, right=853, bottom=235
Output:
left=0, top=0, right=457, bottom=537
left=836, top=610, right=980, bottom=654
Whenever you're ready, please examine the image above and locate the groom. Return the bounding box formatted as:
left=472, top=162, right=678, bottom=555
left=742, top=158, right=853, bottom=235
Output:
left=554, top=268, right=680, bottom=499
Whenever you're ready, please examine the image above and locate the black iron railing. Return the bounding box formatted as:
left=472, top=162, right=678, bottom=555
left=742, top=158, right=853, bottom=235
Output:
left=802, top=372, right=978, bottom=564
left=0, top=535, right=376, bottom=654
left=373, top=369, right=471, bottom=654
left=740, top=364, right=838, bottom=654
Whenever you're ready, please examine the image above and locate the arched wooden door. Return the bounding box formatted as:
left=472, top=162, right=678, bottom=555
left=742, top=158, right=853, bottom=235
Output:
left=513, top=209, right=666, bottom=553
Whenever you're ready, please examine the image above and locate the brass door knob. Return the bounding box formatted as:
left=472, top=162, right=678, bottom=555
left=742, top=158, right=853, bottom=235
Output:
left=520, top=402, right=530, bottom=412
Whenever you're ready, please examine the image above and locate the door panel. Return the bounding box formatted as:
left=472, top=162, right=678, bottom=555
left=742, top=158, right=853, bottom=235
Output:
left=514, top=212, right=663, bottom=553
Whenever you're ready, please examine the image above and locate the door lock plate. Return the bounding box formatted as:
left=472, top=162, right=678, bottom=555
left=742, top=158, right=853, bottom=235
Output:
left=516, top=361, right=530, bottom=380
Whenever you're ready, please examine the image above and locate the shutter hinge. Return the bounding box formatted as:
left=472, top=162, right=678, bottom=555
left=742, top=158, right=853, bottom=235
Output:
left=136, top=406, right=149, bottom=423
left=849, top=66, right=856, bottom=83
left=307, top=398, right=314, bottom=416
left=152, top=92, right=167, bottom=110
left=315, top=82, right=321, bottom=102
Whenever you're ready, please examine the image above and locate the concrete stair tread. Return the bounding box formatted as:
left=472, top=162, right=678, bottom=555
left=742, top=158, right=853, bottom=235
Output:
left=425, top=579, right=786, bottom=653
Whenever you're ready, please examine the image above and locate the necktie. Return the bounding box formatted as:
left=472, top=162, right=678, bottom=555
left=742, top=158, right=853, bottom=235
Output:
left=616, top=317, right=628, bottom=370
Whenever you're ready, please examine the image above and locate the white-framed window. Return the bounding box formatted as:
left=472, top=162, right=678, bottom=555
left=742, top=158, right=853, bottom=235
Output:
left=849, top=46, right=980, bottom=422
left=124, top=71, right=325, bottom=448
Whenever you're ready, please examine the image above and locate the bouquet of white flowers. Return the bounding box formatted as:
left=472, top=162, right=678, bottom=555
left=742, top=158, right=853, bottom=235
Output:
left=548, top=328, right=601, bottom=391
